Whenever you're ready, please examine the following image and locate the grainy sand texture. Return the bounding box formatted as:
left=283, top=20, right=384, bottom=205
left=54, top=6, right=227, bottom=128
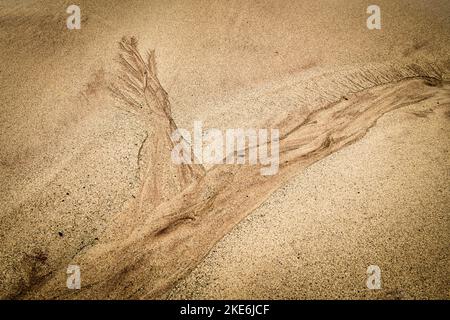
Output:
left=0, top=0, right=449, bottom=299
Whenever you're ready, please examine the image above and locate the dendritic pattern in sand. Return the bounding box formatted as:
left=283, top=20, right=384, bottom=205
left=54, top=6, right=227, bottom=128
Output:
left=0, top=0, right=449, bottom=300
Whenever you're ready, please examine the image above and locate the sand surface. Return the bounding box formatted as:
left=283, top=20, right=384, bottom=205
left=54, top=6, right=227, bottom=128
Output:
left=0, top=0, right=449, bottom=299
left=169, top=101, right=450, bottom=299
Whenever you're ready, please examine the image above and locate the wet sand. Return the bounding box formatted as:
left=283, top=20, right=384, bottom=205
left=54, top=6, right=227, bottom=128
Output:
left=0, top=0, right=449, bottom=299
left=169, top=101, right=450, bottom=299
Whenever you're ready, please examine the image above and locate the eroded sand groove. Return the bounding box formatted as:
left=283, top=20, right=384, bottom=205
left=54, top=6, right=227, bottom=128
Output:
left=22, top=38, right=449, bottom=299
left=109, top=37, right=205, bottom=214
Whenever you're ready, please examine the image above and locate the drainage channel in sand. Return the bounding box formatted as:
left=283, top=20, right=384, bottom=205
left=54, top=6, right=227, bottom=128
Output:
left=19, top=37, right=450, bottom=299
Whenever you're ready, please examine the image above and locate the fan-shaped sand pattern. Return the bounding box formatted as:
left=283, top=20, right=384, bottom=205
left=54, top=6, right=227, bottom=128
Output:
left=19, top=38, right=449, bottom=299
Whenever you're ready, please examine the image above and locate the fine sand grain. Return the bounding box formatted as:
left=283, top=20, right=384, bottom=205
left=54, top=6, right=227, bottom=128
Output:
left=0, top=0, right=449, bottom=299
left=168, top=101, right=450, bottom=299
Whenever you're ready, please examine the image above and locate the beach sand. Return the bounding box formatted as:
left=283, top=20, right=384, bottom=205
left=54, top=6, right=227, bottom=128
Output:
left=168, top=101, right=450, bottom=299
left=0, top=0, right=449, bottom=299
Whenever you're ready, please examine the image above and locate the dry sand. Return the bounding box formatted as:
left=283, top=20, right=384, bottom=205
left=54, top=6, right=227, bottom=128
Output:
left=0, top=0, right=449, bottom=299
left=168, top=101, right=450, bottom=299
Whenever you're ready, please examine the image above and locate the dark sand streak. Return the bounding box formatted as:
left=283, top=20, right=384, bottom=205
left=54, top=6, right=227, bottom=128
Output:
left=21, top=38, right=450, bottom=299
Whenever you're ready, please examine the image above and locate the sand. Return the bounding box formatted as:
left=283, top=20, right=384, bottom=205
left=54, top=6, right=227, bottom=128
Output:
left=168, top=101, right=450, bottom=299
left=0, top=0, right=449, bottom=299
